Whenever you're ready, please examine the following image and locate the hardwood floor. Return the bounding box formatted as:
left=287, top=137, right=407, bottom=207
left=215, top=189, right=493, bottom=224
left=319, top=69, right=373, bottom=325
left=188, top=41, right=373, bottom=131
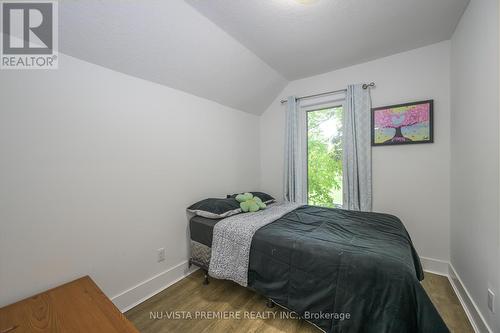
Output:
left=126, top=270, right=474, bottom=333
left=421, top=272, right=474, bottom=333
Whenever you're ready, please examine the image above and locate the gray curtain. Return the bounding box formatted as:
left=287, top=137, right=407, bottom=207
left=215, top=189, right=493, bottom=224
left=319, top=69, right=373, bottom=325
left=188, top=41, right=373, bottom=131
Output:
left=283, top=96, right=307, bottom=203
left=342, top=84, right=372, bottom=211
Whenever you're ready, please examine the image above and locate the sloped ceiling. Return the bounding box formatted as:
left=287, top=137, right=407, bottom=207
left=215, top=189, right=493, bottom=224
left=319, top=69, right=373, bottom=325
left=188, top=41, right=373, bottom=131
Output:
left=59, top=1, right=287, bottom=115
left=59, top=0, right=469, bottom=114
left=187, top=0, right=469, bottom=80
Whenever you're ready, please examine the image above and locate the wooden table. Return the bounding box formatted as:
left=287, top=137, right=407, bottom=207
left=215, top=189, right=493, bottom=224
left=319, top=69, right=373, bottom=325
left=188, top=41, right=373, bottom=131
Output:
left=0, top=276, right=139, bottom=333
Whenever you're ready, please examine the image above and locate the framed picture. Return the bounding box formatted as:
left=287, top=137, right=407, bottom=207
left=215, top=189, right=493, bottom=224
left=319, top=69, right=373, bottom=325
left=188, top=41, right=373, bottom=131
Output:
left=371, top=100, right=433, bottom=146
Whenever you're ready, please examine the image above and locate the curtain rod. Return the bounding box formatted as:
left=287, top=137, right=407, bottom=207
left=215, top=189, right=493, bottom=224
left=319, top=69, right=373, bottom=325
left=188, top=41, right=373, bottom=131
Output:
left=280, top=82, right=375, bottom=104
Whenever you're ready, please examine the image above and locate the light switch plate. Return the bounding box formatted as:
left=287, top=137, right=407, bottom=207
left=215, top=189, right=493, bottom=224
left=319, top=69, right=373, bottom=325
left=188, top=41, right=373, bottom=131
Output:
left=157, top=248, right=166, bottom=262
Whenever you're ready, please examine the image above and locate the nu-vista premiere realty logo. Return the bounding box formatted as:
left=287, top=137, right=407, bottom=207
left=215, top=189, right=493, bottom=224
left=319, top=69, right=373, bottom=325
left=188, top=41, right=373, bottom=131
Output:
left=1, top=1, right=58, bottom=69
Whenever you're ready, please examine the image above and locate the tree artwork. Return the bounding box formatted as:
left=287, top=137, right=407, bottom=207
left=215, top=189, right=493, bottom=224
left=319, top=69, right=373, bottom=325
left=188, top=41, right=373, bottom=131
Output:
left=372, top=101, right=433, bottom=145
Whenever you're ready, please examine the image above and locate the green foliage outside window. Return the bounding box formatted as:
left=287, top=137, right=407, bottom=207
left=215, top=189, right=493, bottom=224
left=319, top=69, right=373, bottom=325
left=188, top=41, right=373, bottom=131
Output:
left=307, top=107, right=343, bottom=208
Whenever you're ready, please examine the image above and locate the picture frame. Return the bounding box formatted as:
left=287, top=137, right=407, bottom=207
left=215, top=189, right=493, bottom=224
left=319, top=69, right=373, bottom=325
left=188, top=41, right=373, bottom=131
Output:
left=371, top=100, right=434, bottom=146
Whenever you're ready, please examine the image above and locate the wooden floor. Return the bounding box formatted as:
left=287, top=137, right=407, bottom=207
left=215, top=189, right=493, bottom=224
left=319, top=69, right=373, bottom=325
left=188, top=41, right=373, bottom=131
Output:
left=421, top=273, right=474, bottom=333
left=126, top=270, right=474, bottom=333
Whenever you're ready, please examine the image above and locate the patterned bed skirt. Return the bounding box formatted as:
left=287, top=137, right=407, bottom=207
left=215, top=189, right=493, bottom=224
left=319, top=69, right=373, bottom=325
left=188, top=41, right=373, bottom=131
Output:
left=189, top=240, right=211, bottom=271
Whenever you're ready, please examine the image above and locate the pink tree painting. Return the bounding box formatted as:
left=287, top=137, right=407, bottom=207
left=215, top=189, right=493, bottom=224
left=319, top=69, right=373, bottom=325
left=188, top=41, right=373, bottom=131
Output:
left=373, top=101, right=432, bottom=145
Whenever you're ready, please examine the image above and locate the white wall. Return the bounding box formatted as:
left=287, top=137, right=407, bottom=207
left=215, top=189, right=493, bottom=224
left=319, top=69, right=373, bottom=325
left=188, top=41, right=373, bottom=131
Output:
left=260, top=41, right=451, bottom=262
left=0, top=54, right=261, bottom=309
left=450, top=0, right=499, bottom=330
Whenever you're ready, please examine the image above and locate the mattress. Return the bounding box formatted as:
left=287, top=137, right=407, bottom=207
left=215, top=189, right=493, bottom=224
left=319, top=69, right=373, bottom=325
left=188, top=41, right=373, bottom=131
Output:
left=189, top=215, right=221, bottom=247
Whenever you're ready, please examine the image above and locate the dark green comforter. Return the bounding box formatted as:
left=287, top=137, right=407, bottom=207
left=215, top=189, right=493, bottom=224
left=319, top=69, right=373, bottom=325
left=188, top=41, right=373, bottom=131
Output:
left=247, top=205, right=449, bottom=333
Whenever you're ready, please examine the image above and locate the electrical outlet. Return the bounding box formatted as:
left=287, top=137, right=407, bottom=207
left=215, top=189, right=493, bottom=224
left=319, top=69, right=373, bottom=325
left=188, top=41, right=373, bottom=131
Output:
left=157, top=248, right=166, bottom=262
left=487, top=289, right=495, bottom=313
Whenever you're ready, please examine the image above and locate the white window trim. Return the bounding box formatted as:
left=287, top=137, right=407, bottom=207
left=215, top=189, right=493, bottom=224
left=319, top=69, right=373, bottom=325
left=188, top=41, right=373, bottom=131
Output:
left=301, top=95, right=346, bottom=207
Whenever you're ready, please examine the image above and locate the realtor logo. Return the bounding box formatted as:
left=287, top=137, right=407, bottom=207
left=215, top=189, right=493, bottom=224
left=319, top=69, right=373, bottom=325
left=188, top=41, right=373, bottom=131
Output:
left=1, top=1, right=58, bottom=69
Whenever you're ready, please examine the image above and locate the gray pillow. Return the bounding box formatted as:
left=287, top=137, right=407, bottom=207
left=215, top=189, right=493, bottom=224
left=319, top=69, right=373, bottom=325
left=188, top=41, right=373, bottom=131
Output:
left=187, top=198, right=241, bottom=219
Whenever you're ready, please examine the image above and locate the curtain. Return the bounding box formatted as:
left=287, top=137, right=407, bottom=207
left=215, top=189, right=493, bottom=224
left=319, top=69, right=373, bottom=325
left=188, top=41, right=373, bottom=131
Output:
left=283, top=96, right=307, bottom=203
left=342, top=84, right=372, bottom=211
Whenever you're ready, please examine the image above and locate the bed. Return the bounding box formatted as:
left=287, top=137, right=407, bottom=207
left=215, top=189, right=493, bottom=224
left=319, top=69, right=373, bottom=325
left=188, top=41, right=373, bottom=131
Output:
left=188, top=202, right=449, bottom=333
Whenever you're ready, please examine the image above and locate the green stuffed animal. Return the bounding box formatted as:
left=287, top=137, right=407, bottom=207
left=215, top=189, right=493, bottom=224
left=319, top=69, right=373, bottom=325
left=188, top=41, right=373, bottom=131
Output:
left=235, top=192, right=267, bottom=213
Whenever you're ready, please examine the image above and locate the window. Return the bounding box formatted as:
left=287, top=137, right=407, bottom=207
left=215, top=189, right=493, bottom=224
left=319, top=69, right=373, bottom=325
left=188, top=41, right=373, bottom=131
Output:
left=307, top=106, right=343, bottom=208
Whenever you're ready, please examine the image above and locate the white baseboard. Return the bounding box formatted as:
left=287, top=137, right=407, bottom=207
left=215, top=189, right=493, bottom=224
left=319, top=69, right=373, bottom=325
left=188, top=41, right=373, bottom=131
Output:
left=447, top=264, right=493, bottom=333
left=420, top=256, right=449, bottom=276
left=110, top=260, right=198, bottom=313
left=416, top=257, right=492, bottom=333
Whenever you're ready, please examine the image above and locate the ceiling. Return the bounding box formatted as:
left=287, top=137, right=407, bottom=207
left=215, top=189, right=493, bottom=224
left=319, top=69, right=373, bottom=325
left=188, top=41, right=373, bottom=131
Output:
left=186, top=0, right=470, bottom=80
left=58, top=0, right=469, bottom=115
left=59, top=1, right=286, bottom=115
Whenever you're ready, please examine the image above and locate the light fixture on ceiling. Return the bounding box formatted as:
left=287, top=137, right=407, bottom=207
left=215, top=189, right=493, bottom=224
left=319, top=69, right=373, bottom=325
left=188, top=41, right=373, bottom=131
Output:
left=294, top=0, right=319, bottom=4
